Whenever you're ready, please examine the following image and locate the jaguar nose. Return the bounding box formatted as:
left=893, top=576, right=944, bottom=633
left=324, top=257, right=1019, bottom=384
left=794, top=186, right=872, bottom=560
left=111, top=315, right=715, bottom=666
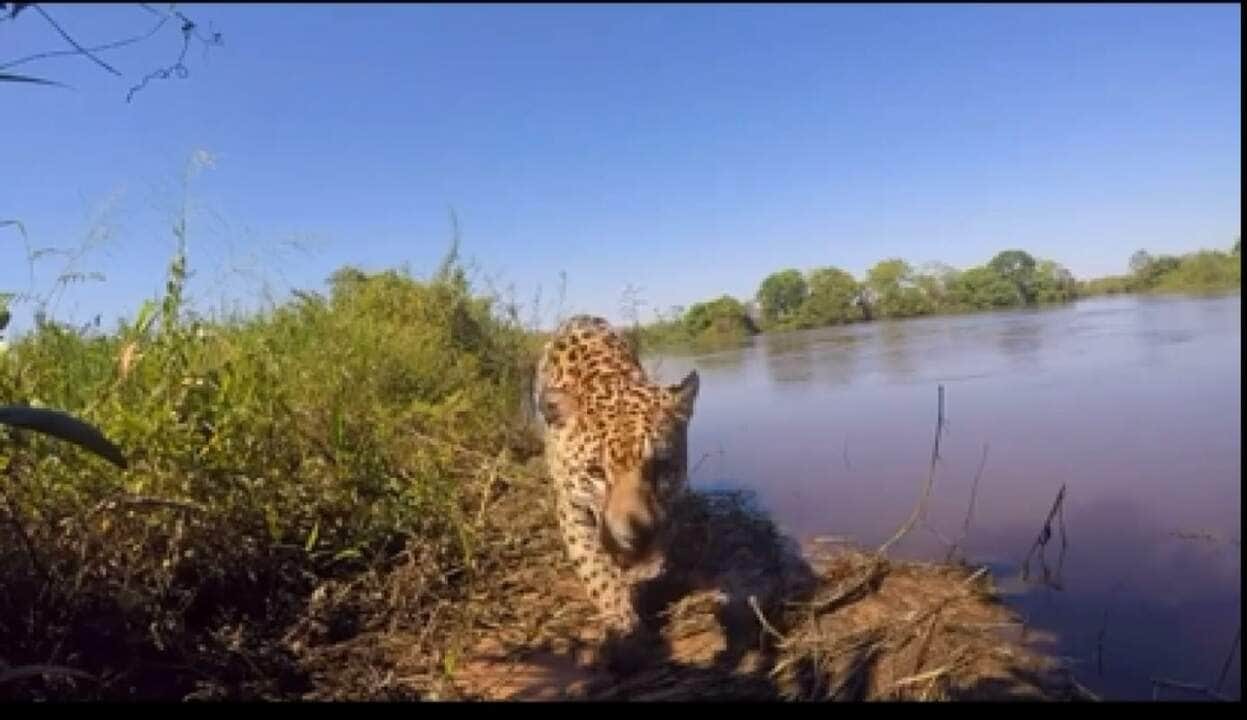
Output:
left=601, top=507, right=662, bottom=567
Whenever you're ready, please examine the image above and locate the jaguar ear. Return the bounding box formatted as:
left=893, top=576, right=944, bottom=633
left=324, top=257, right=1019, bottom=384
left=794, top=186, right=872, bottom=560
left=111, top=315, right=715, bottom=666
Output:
left=539, top=387, right=579, bottom=427
left=667, top=370, right=699, bottom=418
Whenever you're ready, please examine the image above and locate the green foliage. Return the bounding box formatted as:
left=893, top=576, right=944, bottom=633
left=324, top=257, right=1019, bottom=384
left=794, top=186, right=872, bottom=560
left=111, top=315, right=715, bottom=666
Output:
left=756, top=269, right=808, bottom=325
left=1151, top=250, right=1240, bottom=292
left=796, top=266, right=863, bottom=328
left=1031, top=260, right=1078, bottom=304
left=637, top=296, right=758, bottom=352
left=864, top=259, right=934, bottom=319
left=1127, top=251, right=1182, bottom=290
left=1077, top=275, right=1133, bottom=296
left=987, top=250, right=1038, bottom=304
left=682, top=295, right=757, bottom=339
left=641, top=237, right=1237, bottom=353
left=945, top=266, right=1021, bottom=310
left=0, top=239, right=537, bottom=698
left=1081, top=241, right=1243, bottom=297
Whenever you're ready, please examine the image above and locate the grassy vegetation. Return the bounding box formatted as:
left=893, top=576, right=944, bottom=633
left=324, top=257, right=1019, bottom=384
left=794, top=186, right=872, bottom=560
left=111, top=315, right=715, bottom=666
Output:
left=0, top=229, right=549, bottom=698
left=636, top=295, right=759, bottom=355
left=1077, top=243, right=1241, bottom=297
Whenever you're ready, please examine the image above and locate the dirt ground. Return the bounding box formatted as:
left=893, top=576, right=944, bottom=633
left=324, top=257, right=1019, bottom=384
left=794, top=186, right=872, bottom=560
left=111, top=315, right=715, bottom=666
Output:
left=288, top=474, right=1097, bottom=702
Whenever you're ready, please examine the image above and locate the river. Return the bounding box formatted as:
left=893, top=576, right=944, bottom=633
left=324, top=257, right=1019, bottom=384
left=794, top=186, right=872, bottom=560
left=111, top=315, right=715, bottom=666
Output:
left=649, top=292, right=1241, bottom=701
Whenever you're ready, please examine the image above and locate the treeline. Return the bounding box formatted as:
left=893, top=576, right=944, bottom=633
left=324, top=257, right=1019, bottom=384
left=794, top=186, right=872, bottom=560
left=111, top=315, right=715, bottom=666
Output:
left=1077, top=238, right=1240, bottom=297
left=640, top=239, right=1240, bottom=351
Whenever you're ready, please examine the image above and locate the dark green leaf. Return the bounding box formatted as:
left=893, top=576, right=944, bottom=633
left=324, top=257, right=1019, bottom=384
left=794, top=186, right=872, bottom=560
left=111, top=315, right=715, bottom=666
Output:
left=0, top=71, right=65, bottom=87
left=0, top=406, right=128, bottom=469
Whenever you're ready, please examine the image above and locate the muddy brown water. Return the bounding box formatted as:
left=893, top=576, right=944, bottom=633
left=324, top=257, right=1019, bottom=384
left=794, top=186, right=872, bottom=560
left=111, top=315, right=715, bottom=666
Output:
left=647, top=292, right=1241, bottom=701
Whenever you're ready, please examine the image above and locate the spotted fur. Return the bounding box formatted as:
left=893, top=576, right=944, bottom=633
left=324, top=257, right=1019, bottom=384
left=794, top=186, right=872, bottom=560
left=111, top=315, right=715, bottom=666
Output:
left=535, top=315, right=699, bottom=637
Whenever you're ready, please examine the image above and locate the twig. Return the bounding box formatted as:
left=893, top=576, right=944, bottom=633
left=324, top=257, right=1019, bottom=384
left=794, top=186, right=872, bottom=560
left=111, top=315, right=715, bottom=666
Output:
left=747, top=595, right=786, bottom=643
left=1215, top=625, right=1240, bottom=694
left=1021, top=484, right=1067, bottom=588
left=960, top=565, right=988, bottom=587
left=877, top=385, right=945, bottom=556
left=841, top=436, right=852, bottom=472
left=31, top=4, right=122, bottom=76
left=689, top=452, right=712, bottom=478
left=962, top=443, right=988, bottom=535
left=87, top=494, right=206, bottom=517
left=475, top=461, right=500, bottom=527
left=125, top=9, right=224, bottom=103
left=892, top=663, right=955, bottom=689
left=0, top=7, right=169, bottom=70
left=1168, top=530, right=1241, bottom=548
left=1095, top=607, right=1108, bottom=677
left=945, top=443, right=989, bottom=563
left=788, top=558, right=887, bottom=615
left=0, top=663, right=98, bottom=685
left=1150, top=677, right=1233, bottom=702
left=912, top=613, right=941, bottom=675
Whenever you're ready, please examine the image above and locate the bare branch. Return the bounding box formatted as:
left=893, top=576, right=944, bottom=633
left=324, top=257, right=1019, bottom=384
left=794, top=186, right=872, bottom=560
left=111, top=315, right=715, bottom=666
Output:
left=1021, top=484, right=1068, bottom=589
left=32, top=4, right=122, bottom=76
left=1215, top=625, right=1241, bottom=694
left=0, top=10, right=169, bottom=71
left=1, top=4, right=223, bottom=100
left=878, top=384, right=945, bottom=556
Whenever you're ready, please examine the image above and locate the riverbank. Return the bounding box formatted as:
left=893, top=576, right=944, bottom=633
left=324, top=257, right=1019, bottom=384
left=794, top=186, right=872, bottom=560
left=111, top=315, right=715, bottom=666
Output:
left=282, top=462, right=1097, bottom=701
left=639, top=287, right=1241, bottom=355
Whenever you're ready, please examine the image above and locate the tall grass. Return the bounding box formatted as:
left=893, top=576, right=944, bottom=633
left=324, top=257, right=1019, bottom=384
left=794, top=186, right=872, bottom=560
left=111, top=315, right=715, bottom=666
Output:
left=0, top=218, right=543, bottom=697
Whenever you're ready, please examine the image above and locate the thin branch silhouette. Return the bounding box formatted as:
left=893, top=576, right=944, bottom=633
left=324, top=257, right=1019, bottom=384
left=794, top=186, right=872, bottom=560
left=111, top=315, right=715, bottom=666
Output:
left=1215, top=625, right=1240, bottom=695
left=0, top=3, right=223, bottom=100
left=31, top=4, right=122, bottom=76
left=878, top=384, right=946, bottom=556
left=1, top=9, right=169, bottom=71
left=1021, top=484, right=1068, bottom=590
left=126, top=10, right=223, bottom=103
left=945, top=442, right=989, bottom=563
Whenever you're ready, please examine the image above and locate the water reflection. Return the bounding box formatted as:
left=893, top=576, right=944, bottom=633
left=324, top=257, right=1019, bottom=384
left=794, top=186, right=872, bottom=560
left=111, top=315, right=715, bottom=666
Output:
left=809, top=328, right=863, bottom=386
left=876, top=321, right=918, bottom=383
left=763, top=330, right=814, bottom=384
left=983, top=491, right=1241, bottom=701
left=694, top=347, right=748, bottom=372
left=995, top=311, right=1045, bottom=372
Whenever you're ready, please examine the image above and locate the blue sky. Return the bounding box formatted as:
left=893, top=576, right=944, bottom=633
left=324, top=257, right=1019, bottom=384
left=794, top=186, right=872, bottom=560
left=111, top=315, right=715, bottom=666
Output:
left=2, top=3, right=1241, bottom=335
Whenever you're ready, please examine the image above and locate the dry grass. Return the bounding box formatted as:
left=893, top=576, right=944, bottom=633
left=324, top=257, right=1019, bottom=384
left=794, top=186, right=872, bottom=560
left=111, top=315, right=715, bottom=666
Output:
left=282, top=455, right=1096, bottom=702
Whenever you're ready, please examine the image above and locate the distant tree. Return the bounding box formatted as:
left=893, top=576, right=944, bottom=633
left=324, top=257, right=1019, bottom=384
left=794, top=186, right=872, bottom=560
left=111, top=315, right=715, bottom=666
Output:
left=756, top=269, right=808, bottom=324
left=1129, top=251, right=1181, bottom=289
left=946, top=266, right=1020, bottom=309
left=914, top=261, right=959, bottom=311
left=865, top=259, right=933, bottom=318
left=1151, top=250, right=1240, bottom=292
left=1032, top=260, right=1078, bottom=303
left=987, top=250, right=1038, bottom=304
left=1129, top=250, right=1154, bottom=275
left=797, top=266, right=862, bottom=327
left=682, top=295, right=756, bottom=337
